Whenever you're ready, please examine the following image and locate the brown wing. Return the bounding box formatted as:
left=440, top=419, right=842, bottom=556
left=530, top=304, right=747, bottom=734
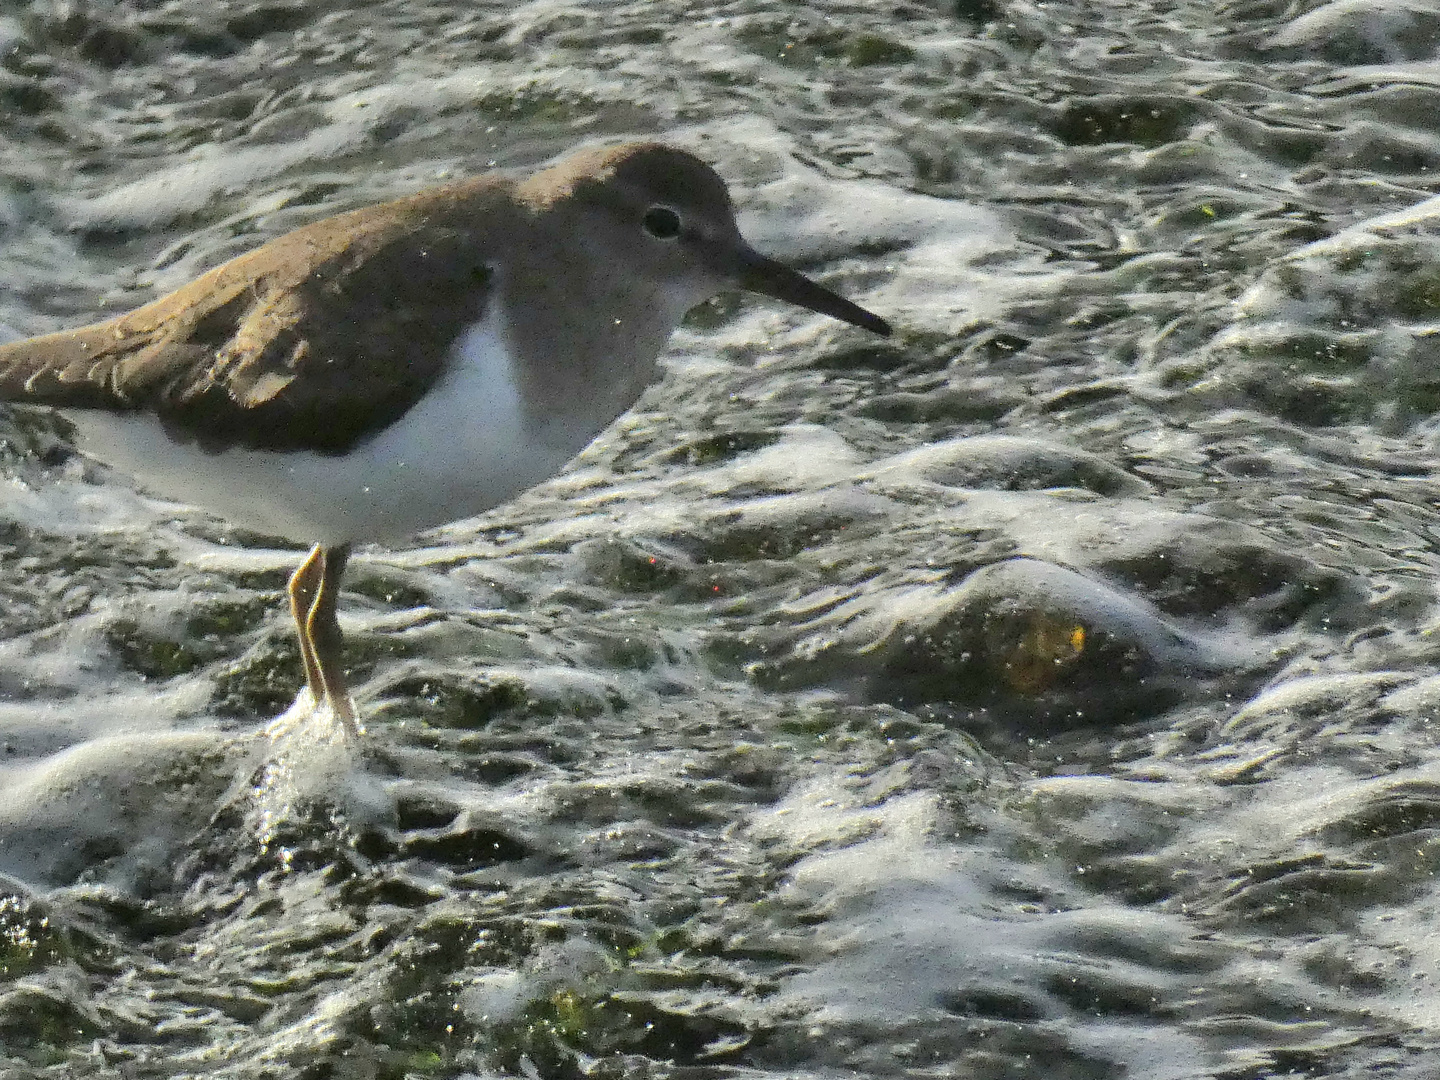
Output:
left=0, top=180, right=502, bottom=455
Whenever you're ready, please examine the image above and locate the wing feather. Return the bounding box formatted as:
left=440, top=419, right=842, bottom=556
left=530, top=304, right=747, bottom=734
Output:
left=0, top=178, right=504, bottom=454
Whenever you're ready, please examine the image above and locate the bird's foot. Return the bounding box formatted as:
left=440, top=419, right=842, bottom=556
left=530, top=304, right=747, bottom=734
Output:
left=329, top=693, right=366, bottom=741
left=264, top=687, right=321, bottom=740
left=262, top=687, right=366, bottom=764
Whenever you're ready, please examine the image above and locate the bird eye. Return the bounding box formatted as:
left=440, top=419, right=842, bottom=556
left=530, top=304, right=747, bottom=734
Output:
left=642, top=206, right=682, bottom=239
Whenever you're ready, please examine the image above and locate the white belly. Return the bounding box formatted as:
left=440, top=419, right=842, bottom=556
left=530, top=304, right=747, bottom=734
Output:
left=62, top=319, right=595, bottom=546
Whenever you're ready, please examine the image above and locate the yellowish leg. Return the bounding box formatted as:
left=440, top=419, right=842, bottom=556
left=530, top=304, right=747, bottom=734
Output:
left=306, top=544, right=362, bottom=739
left=287, top=544, right=325, bottom=709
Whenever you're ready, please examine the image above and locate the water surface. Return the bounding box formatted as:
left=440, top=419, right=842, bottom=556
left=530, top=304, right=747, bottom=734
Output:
left=2, top=1, right=1440, bottom=1076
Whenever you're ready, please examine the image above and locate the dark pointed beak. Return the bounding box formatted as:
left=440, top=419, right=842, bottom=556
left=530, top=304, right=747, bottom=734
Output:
left=734, top=247, right=891, bottom=337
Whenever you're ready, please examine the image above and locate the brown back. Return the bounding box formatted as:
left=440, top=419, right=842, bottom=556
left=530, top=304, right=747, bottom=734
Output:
left=0, top=178, right=513, bottom=454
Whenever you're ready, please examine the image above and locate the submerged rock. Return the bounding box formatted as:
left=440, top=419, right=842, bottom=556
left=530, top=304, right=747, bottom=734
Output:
left=862, top=434, right=1152, bottom=497
left=759, top=558, right=1265, bottom=729
left=874, top=559, right=1261, bottom=725
left=0, top=731, right=247, bottom=889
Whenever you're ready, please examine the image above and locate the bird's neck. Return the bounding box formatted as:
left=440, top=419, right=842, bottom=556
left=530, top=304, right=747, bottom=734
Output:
left=497, top=246, right=685, bottom=437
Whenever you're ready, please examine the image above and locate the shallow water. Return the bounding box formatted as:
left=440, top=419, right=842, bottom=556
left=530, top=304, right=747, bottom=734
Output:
left=3, top=0, right=1440, bottom=1076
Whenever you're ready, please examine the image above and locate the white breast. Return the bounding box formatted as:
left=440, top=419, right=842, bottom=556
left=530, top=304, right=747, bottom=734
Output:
left=63, top=317, right=594, bottom=546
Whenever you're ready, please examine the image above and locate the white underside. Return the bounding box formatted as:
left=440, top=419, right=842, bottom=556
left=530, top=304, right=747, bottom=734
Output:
left=63, top=318, right=591, bottom=546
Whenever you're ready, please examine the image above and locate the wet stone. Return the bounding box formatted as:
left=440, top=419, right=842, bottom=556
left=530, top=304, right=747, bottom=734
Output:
left=373, top=672, right=531, bottom=730
left=758, top=557, right=1261, bottom=730
left=401, top=820, right=531, bottom=870
left=886, top=559, right=1247, bottom=715
left=862, top=433, right=1152, bottom=497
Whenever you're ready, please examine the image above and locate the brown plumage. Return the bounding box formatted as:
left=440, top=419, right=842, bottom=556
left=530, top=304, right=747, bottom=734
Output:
left=0, top=143, right=751, bottom=455
left=0, top=180, right=502, bottom=454
left=0, top=142, right=890, bottom=738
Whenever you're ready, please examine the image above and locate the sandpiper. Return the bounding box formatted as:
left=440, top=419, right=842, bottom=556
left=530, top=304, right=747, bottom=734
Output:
left=0, top=143, right=890, bottom=737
